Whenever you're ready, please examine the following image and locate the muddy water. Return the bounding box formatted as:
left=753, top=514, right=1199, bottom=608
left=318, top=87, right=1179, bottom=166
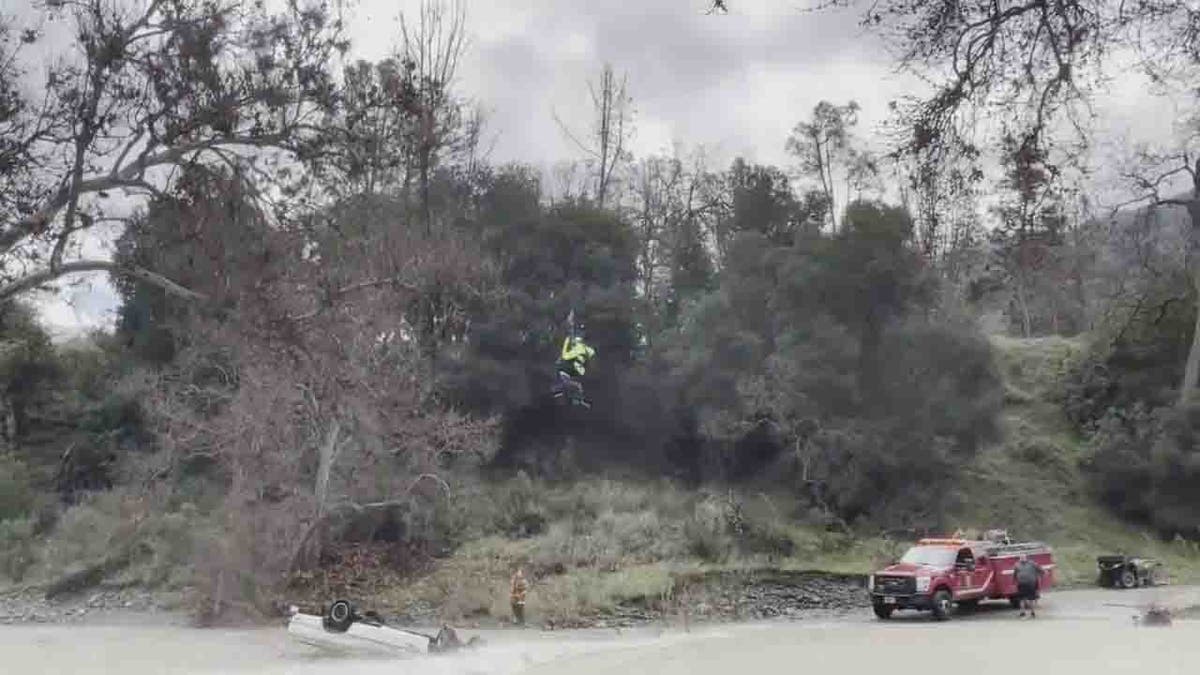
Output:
left=5, top=588, right=1199, bottom=675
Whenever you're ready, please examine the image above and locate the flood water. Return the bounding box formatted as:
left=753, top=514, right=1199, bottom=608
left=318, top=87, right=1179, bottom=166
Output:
left=5, top=587, right=1199, bottom=675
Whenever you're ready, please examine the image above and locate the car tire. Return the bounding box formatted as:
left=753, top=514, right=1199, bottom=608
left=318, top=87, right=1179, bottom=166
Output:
left=324, top=599, right=355, bottom=633
left=873, top=603, right=894, bottom=620
left=1119, top=569, right=1136, bottom=589
left=931, top=590, right=953, bottom=621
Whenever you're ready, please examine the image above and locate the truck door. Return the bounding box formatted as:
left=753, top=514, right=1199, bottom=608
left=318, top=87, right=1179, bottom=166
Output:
left=973, top=554, right=994, bottom=595
left=953, top=548, right=975, bottom=597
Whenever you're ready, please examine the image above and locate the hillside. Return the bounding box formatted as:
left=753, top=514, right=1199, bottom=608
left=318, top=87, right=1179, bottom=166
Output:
left=961, top=336, right=1200, bottom=585
left=282, top=335, right=1200, bottom=626
left=5, top=334, right=1200, bottom=627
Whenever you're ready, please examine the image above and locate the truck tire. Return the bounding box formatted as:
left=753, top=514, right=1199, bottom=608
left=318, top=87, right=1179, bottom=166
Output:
left=931, top=590, right=953, bottom=621
left=873, top=603, right=894, bottom=620
left=324, top=599, right=355, bottom=633
left=1119, top=569, right=1136, bottom=589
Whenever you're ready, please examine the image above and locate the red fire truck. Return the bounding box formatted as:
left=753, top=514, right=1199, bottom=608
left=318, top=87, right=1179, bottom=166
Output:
left=868, top=535, right=1055, bottom=620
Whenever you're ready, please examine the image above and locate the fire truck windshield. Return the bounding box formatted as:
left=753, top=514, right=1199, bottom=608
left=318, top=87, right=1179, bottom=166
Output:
left=900, top=546, right=958, bottom=567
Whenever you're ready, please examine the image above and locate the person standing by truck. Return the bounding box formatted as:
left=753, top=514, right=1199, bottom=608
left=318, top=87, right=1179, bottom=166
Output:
left=1014, top=554, right=1045, bottom=618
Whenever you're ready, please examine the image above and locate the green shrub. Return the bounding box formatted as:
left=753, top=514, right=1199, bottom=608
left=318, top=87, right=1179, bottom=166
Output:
left=491, top=472, right=547, bottom=538
left=39, top=490, right=141, bottom=580
left=683, top=496, right=733, bottom=562
left=0, top=517, right=38, bottom=583
left=0, top=453, right=35, bottom=521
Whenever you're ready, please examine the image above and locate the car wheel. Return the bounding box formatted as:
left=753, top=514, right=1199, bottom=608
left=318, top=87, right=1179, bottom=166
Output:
left=1119, top=569, right=1136, bottom=589
left=324, top=599, right=355, bottom=633
left=931, top=590, right=953, bottom=621
left=873, top=603, right=894, bottom=620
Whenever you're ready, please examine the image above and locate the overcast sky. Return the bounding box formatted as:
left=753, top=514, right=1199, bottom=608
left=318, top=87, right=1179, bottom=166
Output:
left=16, top=0, right=1187, bottom=337
left=345, top=0, right=916, bottom=168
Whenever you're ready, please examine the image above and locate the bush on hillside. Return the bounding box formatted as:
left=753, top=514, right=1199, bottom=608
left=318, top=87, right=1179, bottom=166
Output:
left=0, top=453, right=35, bottom=521
left=1085, top=401, right=1200, bottom=539
left=1065, top=286, right=1200, bottom=539
left=0, top=517, right=37, bottom=582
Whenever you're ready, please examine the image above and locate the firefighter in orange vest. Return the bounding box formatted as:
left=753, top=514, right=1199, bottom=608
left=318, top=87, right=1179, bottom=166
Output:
left=510, top=567, right=529, bottom=626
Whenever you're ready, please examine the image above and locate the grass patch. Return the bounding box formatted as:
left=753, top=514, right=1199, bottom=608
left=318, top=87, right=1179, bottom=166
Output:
left=957, top=336, right=1200, bottom=587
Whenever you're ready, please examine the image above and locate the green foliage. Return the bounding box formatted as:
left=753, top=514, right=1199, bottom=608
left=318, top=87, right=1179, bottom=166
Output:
left=664, top=199, right=1001, bottom=525
left=1064, top=293, right=1192, bottom=431
left=1059, top=281, right=1200, bottom=538
left=0, top=517, right=37, bottom=583
left=115, top=167, right=276, bottom=364
left=725, top=159, right=811, bottom=246
left=452, top=169, right=638, bottom=407
left=1084, top=402, right=1200, bottom=538
left=0, top=453, right=34, bottom=521
left=490, top=472, right=548, bottom=538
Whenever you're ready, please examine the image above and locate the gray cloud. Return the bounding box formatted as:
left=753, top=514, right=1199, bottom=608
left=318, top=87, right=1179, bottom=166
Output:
left=346, top=0, right=909, bottom=168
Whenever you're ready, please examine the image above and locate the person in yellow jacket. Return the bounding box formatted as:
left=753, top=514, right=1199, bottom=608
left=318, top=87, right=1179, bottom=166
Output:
left=554, top=331, right=596, bottom=407
left=510, top=567, right=529, bottom=626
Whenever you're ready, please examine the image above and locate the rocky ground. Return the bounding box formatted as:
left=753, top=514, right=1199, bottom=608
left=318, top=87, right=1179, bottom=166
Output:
left=0, top=586, right=181, bottom=625
left=657, top=570, right=869, bottom=622
left=529, top=570, right=869, bottom=630
left=1, top=570, right=869, bottom=629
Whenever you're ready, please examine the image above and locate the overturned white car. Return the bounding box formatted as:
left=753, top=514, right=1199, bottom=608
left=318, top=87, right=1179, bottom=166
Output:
left=287, top=599, right=483, bottom=657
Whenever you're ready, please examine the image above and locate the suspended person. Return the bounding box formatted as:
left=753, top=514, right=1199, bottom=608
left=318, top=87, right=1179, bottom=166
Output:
left=554, top=328, right=596, bottom=407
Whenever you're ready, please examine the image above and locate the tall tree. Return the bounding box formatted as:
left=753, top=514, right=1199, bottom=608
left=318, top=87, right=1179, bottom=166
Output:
left=1115, top=134, right=1200, bottom=403
left=786, top=100, right=873, bottom=231
left=724, top=159, right=806, bottom=248
left=0, top=0, right=349, bottom=303
left=626, top=151, right=719, bottom=339
left=556, top=64, right=633, bottom=210
left=397, top=0, right=473, bottom=234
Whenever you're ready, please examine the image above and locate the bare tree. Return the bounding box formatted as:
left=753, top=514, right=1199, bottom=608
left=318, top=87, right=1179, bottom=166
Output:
left=130, top=189, right=499, bottom=612
left=631, top=155, right=682, bottom=333
left=397, top=0, right=471, bottom=235
left=556, top=63, right=634, bottom=210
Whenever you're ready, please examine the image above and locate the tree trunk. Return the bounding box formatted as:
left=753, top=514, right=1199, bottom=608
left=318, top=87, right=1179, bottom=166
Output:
left=0, top=394, right=14, bottom=455
left=1180, top=276, right=1200, bottom=405
left=1013, top=267, right=1033, bottom=337
left=1175, top=184, right=1200, bottom=405
left=314, top=419, right=341, bottom=520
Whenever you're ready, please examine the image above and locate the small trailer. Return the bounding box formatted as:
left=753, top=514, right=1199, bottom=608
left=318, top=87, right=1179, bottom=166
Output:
left=1097, top=555, right=1165, bottom=589
left=286, top=599, right=482, bottom=656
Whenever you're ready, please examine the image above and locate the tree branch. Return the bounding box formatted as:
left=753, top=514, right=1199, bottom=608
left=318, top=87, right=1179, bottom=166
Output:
left=0, top=133, right=289, bottom=254
left=0, top=259, right=206, bottom=302
left=288, top=275, right=421, bottom=322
